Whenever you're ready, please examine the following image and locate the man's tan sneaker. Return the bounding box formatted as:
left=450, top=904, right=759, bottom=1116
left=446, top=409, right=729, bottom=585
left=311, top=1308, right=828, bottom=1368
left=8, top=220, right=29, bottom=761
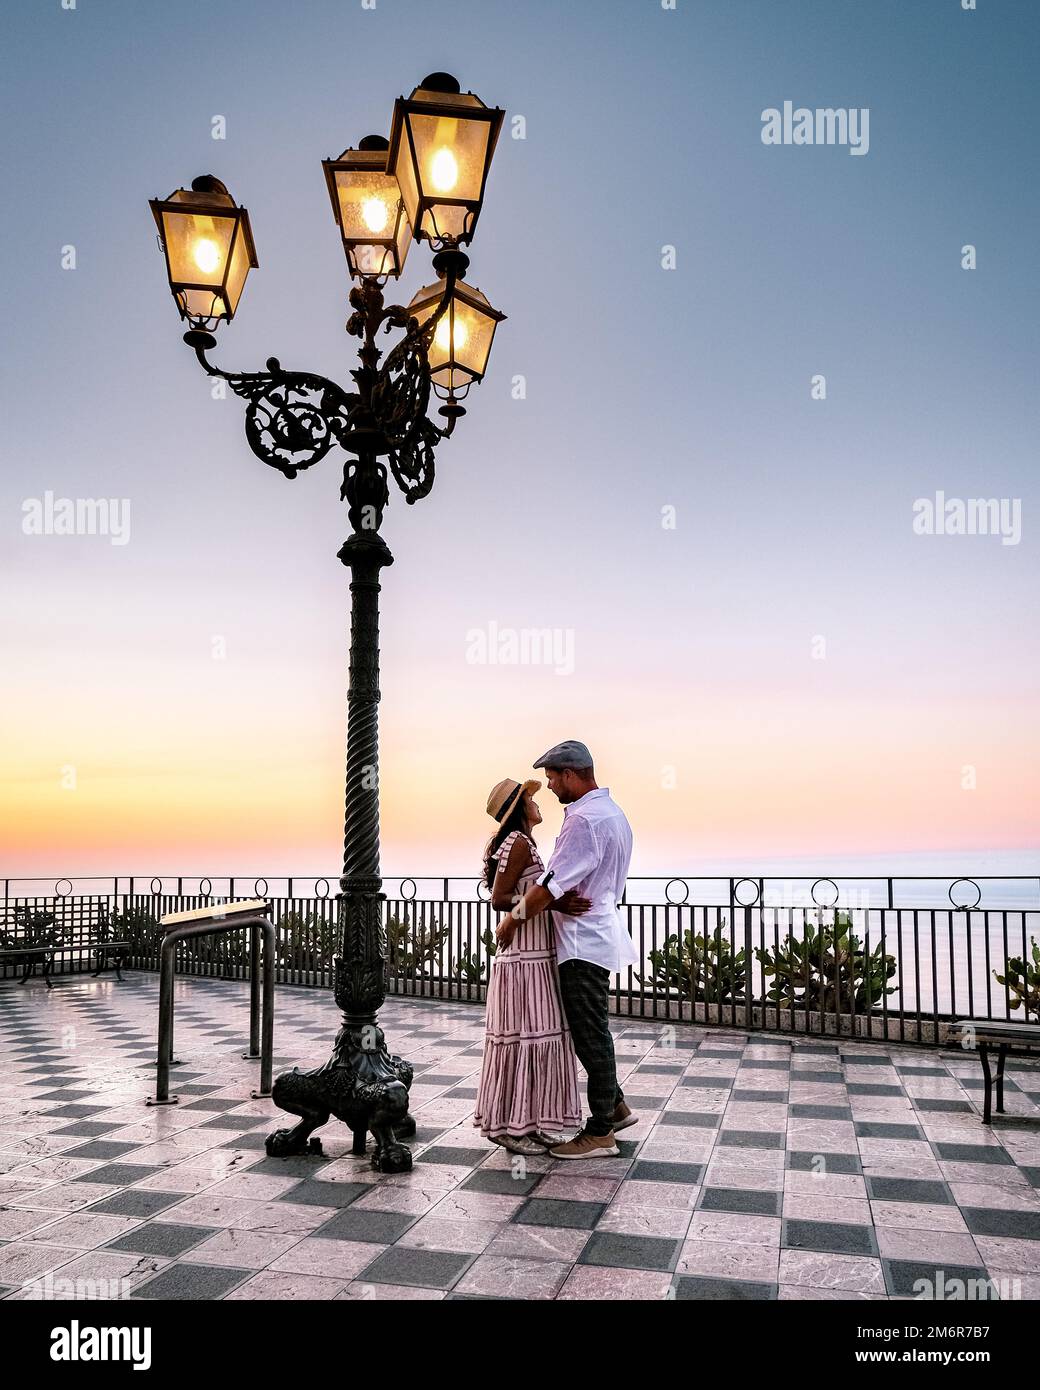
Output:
left=611, top=1101, right=638, bottom=1132
left=549, top=1129, right=620, bottom=1159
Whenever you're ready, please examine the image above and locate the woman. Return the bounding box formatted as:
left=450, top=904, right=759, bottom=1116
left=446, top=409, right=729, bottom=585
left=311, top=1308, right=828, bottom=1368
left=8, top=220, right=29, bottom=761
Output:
left=473, top=777, right=587, bottom=1155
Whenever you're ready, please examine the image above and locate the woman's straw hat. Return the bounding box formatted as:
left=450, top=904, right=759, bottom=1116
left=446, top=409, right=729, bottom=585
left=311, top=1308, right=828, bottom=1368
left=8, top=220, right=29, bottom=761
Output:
left=486, top=777, right=541, bottom=823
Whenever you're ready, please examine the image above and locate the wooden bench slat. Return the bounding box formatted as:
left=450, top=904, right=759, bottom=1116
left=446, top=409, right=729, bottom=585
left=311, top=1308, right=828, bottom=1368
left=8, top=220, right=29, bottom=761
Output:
left=159, top=899, right=268, bottom=926
left=952, top=1020, right=1040, bottom=1045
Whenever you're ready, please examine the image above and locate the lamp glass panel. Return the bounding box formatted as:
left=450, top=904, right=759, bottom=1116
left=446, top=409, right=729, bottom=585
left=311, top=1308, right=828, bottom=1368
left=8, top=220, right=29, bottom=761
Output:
left=428, top=298, right=495, bottom=382
left=333, top=169, right=410, bottom=276
left=334, top=170, right=398, bottom=240
left=406, top=109, right=492, bottom=237
left=410, top=278, right=499, bottom=387
left=161, top=207, right=236, bottom=294
left=223, top=221, right=252, bottom=316
left=392, top=137, right=421, bottom=236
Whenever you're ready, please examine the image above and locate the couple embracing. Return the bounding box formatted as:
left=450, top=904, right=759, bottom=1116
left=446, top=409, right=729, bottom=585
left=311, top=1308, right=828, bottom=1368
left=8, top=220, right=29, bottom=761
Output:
left=473, top=740, right=639, bottom=1160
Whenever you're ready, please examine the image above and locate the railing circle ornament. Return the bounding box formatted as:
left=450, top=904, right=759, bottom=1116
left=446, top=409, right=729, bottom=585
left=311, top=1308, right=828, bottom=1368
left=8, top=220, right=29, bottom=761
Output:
left=150, top=878, right=163, bottom=895
left=254, top=878, right=268, bottom=897
left=54, top=879, right=72, bottom=898
left=314, top=878, right=330, bottom=899
left=665, top=878, right=690, bottom=905
left=199, top=878, right=212, bottom=898
left=476, top=879, right=491, bottom=902
left=949, top=878, right=982, bottom=911
left=399, top=878, right=417, bottom=902
left=811, top=878, right=840, bottom=908
left=733, top=878, right=760, bottom=907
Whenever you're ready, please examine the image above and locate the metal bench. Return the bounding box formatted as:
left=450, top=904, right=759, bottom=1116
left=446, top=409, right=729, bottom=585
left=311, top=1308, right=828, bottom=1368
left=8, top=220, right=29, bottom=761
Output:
left=0, top=901, right=137, bottom=988
left=950, top=1019, right=1040, bottom=1124
left=150, top=899, right=275, bottom=1105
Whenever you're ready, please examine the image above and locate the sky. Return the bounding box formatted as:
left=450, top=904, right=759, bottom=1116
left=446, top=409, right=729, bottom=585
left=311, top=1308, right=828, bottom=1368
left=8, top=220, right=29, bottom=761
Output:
left=0, top=0, right=1037, bottom=883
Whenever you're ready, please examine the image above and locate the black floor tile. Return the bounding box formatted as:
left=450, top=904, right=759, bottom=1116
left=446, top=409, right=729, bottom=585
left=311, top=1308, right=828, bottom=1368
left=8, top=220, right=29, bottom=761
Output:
left=718, top=1130, right=785, bottom=1150
left=681, top=1076, right=733, bottom=1089
left=784, top=1218, right=877, bottom=1256
left=43, top=1103, right=111, bottom=1119
left=699, top=1187, right=780, bottom=1216
left=461, top=1169, right=543, bottom=1197
left=787, top=1150, right=862, bottom=1174
left=360, top=1246, right=473, bottom=1289
left=131, top=1263, right=251, bottom=1300
left=845, top=1084, right=904, bottom=1096
left=278, top=1180, right=370, bottom=1208
left=934, top=1143, right=1014, bottom=1165
left=864, top=1176, right=951, bottom=1204
left=513, top=1198, right=605, bottom=1230
left=629, top=1160, right=704, bottom=1184
left=659, top=1112, right=720, bottom=1128
left=883, top=1259, right=998, bottom=1299
left=790, top=1104, right=852, bottom=1120
left=912, top=1098, right=974, bottom=1113
left=61, top=1140, right=139, bottom=1160
left=579, top=1231, right=680, bottom=1271
left=71, top=1162, right=161, bottom=1186
left=316, top=1208, right=416, bottom=1243
left=195, top=1113, right=270, bottom=1130
left=107, top=1223, right=215, bottom=1257
left=89, top=1190, right=190, bottom=1218
left=854, top=1122, right=923, bottom=1140
left=961, top=1207, right=1040, bottom=1240
left=417, top=1146, right=486, bottom=1167
left=731, top=1090, right=789, bottom=1104
left=178, top=1097, right=244, bottom=1112
left=52, top=1121, right=123, bottom=1137
left=244, top=1154, right=332, bottom=1176
left=673, top=1275, right=776, bottom=1300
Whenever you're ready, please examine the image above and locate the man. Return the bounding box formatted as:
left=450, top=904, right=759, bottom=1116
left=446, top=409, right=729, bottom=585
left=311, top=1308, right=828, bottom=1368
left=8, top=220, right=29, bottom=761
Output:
left=496, top=740, right=638, bottom=1158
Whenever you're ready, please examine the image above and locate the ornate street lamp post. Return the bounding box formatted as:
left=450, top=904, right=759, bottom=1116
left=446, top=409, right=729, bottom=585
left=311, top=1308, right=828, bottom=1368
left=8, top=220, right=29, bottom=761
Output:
left=148, top=73, right=505, bottom=1172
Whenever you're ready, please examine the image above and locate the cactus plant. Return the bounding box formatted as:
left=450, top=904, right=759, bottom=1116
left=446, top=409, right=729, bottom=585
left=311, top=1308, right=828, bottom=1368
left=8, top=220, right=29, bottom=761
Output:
left=755, top=912, right=897, bottom=1013
left=638, top=921, right=748, bottom=1003
left=994, top=937, right=1040, bottom=1021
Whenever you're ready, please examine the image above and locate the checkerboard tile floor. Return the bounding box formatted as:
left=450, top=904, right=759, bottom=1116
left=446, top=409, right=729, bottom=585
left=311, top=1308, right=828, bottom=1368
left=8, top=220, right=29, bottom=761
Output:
left=1, top=975, right=1039, bottom=1301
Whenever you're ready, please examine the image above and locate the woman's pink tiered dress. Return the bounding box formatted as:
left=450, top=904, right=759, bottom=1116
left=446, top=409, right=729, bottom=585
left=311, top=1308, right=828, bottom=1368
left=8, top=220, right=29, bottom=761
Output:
left=473, top=831, right=582, bottom=1140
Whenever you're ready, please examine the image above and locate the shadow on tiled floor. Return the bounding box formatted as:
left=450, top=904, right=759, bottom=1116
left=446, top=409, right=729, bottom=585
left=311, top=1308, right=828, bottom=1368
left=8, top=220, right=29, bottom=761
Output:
left=1, top=975, right=1039, bottom=1301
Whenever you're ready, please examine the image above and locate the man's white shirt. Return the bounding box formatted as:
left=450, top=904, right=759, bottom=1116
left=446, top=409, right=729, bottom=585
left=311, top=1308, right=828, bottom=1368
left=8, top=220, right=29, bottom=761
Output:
left=536, top=787, right=637, bottom=973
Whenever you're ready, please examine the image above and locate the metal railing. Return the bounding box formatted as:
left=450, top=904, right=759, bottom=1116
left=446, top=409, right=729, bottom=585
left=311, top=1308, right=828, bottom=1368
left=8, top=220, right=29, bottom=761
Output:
left=2, top=873, right=1038, bottom=1046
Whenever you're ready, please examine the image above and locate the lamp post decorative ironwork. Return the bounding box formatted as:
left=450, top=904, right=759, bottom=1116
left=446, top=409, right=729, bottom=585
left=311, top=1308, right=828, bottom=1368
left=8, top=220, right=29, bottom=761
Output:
left=148, top=73, right=505, bottom=1173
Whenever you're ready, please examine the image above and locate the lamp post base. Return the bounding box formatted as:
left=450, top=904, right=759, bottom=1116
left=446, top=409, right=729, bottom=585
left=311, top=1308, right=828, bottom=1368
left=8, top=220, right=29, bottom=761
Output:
left=265, top=883, right=415, bottom=1172
left=263, top=1025, right=415, bottom=1172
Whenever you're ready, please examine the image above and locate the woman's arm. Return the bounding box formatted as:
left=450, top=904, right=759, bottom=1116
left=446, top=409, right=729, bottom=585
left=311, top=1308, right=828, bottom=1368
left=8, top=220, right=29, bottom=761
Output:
left=490, top=834, right=532, bottom=913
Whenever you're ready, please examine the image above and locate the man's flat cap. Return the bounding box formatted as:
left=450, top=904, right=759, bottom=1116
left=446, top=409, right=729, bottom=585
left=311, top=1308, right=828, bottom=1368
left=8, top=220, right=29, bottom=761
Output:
left=533, top=739, right=594, bottom=771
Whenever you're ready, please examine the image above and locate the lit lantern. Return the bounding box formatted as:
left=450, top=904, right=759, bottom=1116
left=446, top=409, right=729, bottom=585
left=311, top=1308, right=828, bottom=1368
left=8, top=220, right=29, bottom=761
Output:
left=149, top=176, right=258, bottom=327
left=322, top=135, right=412, bottom=279
left=388, top=73, right=504, bottom=247
left=407, top=277, right=505, bottom=395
